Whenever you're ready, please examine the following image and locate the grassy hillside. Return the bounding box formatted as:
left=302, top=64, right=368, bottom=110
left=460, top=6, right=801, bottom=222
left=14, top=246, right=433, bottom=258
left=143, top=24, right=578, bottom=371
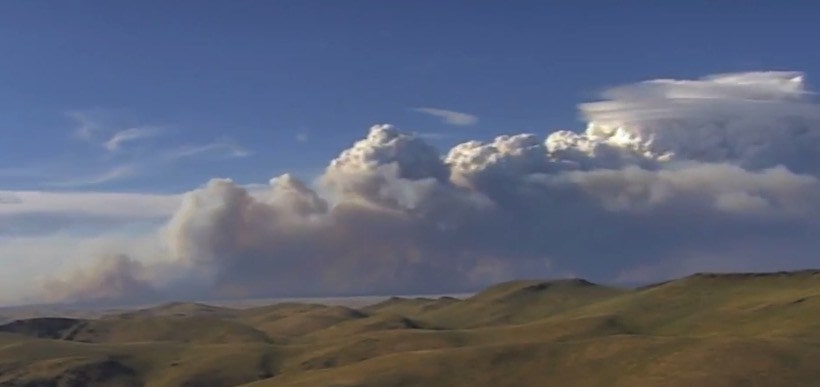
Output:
left=0, top=270, right=818, bottom=386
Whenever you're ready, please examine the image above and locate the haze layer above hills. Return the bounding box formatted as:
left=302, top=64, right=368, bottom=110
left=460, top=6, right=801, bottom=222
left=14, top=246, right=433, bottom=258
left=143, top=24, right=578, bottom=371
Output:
left=0, top=270, right=818, bottom=387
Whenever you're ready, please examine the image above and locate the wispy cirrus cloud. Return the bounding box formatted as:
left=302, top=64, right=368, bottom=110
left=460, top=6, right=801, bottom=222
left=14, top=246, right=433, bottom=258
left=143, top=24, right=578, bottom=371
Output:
left=46, top=165, right=138, bottom=188
left=104, top=127, right=162, bottom=152
left=68, top=110, right=105, bottom=140
left=412, top=107, right=478, bottom=126
left=164, top=141, right=252, bottom=160
left=67, top=109, right=139, bottom=141
left=69, top=110, right=163, bottom=151
left=55, top=109, right=254, bottom=188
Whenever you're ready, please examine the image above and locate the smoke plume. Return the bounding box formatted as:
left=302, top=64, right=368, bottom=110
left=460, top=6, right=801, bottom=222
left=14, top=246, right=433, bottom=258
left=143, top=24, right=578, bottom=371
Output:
left=46, top=71, right=820, bottom=304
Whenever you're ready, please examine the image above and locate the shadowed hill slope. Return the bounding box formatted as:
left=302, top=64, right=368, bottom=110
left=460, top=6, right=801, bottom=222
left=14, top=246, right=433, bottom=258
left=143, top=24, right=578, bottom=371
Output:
left=0, top=317, right=83, bottom=340
left=0, top=270, right=818, bottom=386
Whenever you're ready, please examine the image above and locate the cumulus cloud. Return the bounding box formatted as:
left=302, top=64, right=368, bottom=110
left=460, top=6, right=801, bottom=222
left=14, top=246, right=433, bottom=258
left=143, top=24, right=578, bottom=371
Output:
left=576, top=71, right=820, bottom=171
left=546, top=164, right=820, bottom=217
left=413, top=107, right=479, bottom=126
left=35, top=70, right=820, bottom=305
left=321, top=124, right=452, bottom=207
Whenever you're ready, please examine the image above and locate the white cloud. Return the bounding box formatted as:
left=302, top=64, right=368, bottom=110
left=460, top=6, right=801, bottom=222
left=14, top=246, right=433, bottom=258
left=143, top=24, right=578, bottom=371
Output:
left=576, top=71, right=820, bottom=171
left=59, top=110, right=253, bottom=190
left=68, top=110, right=164, bottom=152
left=104, top=127, right=161, bottom=152
left=412, top=107, right=479, bottom=126
left=326, top=124, right=448, bottom=180
left=0, top=190, right=181, bottom=219
left=17, top=70, right=820, bottom=306
left=164, top=141, right=252, bottom=160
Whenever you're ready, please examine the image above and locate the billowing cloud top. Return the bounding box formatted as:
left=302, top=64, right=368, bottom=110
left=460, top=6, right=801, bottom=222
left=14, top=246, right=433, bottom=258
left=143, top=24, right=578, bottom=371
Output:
left=42, top=71, right=820, bottom=305
left=328, top=124, right=449, bottom=181
left=576, top=71, right=820, bottom=171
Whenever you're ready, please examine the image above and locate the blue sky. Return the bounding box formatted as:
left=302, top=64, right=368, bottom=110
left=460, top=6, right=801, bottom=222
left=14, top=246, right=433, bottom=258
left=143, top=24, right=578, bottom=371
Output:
left=2, top=2, right=820, bottom=305
left=3, top=1, right=820, bottom=192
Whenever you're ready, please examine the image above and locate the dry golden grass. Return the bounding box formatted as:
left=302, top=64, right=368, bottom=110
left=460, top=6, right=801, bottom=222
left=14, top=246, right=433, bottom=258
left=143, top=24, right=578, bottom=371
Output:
left=0, top=270, right=818, bottom=386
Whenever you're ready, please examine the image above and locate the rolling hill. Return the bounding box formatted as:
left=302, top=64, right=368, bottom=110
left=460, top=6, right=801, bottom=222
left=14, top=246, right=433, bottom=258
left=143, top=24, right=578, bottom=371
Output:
left=0, top=270, right=818, bottom=386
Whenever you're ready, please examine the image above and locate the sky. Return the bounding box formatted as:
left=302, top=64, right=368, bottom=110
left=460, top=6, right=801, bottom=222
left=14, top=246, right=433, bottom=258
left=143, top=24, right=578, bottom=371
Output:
left=1, top=1, right=820, bottom=306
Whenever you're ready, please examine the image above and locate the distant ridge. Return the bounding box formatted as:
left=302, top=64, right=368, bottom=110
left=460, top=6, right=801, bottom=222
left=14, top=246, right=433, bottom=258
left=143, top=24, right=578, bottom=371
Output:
left=687, top=269, right=820, bottom=279
left=115, top=301, right=237, bottom=319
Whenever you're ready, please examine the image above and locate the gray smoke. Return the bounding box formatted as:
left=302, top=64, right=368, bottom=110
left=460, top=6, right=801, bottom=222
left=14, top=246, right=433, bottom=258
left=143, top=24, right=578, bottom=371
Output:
left=46, top=71, right=820, bottom=304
